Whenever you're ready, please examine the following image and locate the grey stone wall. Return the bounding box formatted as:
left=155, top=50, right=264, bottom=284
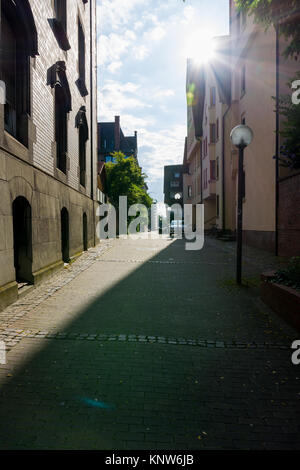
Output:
left=0, top=0, right=98, bottom=310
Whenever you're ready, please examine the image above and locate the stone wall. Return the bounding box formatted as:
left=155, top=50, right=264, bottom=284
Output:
left=0, top=0, right=98, bottom=311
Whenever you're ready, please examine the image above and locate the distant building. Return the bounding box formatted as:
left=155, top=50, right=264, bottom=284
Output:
left=164, top=165, right=187, bottom=207
left=98, top=116, right=138, bottom=164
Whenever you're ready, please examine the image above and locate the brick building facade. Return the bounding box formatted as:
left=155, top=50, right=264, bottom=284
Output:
left=0, top=0, right=98, bottom=310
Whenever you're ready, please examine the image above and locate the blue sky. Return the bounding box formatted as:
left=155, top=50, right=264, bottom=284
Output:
left=97, top=0, right=229, bottom=202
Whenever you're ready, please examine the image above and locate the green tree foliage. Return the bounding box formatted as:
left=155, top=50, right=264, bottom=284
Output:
left=277, top=73, right=300, bottom=170
left=235, top=0, right=300, bottom=59
left=105, top=151, right=153, bottom=210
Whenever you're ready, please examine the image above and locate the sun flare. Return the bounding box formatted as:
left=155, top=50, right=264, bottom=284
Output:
left=185, top=30, right=216, bottom=64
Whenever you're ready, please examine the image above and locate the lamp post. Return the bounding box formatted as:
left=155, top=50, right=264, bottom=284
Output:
left=230, top=125, right=254, bottom=285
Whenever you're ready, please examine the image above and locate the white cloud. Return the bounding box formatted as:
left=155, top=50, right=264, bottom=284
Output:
left=98, top=33, right=132, bottom=66
left=144, top=25, right=166, bottom=43
left=153, top=89, right=175, bottom=99
left=137, top=125, right=186, bottom=183
left=134, top=21, right=143, bottom=30
left=133, top=45, right=150, bottom=61
left=107, top=61, right=123, bottom=74
left=98, top=0, right=148, bottom=31
left=125, top=30, right=136, bottom=41
left=183, top=5, right=195, bottom=23
left=98, top=81, right=152, bottom=122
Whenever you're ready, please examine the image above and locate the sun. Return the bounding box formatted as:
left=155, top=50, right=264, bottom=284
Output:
left=185, top=30, right=216, bottom=64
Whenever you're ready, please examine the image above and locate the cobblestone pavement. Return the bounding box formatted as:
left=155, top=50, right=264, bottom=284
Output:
left=0, top=236, right=299, bottom=450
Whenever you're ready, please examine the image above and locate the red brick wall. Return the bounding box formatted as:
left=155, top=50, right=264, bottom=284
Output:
left=278, top=173, right=300, bottom=257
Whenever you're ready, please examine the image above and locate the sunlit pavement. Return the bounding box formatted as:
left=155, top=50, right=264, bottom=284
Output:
left=0, top=236, right=299, bottom=450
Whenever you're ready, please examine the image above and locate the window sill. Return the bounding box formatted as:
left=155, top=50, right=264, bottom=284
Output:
left=55, top=167, right=68, bottom=184
left=3, top=131, right=30, bottom=162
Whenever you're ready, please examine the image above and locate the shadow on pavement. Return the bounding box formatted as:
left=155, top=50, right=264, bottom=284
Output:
left=0, top=238, right=299, bottom=450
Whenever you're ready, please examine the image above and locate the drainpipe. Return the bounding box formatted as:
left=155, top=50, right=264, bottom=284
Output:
left=90, top=0, right=96, bottom=246
left=222, top=105, right=230, bottom=232
left=275, top=24, right=279, bottom=256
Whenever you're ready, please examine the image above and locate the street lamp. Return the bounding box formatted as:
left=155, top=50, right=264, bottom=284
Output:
left=230, top=125, right=254, bottom=285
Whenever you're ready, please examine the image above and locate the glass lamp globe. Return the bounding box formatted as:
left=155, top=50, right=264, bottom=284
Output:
left=230, top=125, right=253, bottom=148
left=175, top=193, right=182, bottom=200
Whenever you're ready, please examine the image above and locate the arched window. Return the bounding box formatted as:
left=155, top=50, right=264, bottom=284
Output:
left=0, top=0, right=38, bottom=145
left=75, top=106, right=89, bottom=187
left=48, top=61, right=72, bottom=174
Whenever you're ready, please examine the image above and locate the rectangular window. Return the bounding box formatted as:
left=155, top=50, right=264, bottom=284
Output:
left=241, top=65, right=246, bottom=96
left=216, top=118, right=219, bottom=141
left=170, top=181, right=180, bottom=188
left=203, top=169, right=208, bottom=190
left=210, top=87, right=216, bottom=107
left=78, top=19, right=85, bottom=83
left=210, top=161, right=216, bottom=181
left=217, top=195, right=220, bottom=217
left=204, top=137, right=208, bottom=157
left=1, top=8, right=29, bottom=146
left=188, top=186, right=192, bottom=198
left=210, top=124, right=216, bottom=144
left=55, top=87, right=68, bottom=174
left=54, top=0, right=67, bottom=33
left=216, top=157, right=219, bottom=180
left=79, top=126, right=86, bottom=187
left=76, top=17, right=88, bottom=96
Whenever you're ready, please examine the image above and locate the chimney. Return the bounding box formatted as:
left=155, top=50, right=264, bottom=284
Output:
left=114, top=116, right=120, bottom=151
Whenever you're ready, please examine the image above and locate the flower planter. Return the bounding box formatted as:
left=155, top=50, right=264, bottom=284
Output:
left=261, top=271, right=300, bottom=332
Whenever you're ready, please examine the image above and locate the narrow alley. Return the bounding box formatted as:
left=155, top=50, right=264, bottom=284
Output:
left=0, top=237, right=299, bottom=450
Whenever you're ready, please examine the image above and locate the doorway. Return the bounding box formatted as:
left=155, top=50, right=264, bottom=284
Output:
left=12, top=196, right=33, bottom=284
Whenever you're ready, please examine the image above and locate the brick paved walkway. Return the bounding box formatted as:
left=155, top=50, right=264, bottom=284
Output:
left=0, top=236, right=299, bottom=450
